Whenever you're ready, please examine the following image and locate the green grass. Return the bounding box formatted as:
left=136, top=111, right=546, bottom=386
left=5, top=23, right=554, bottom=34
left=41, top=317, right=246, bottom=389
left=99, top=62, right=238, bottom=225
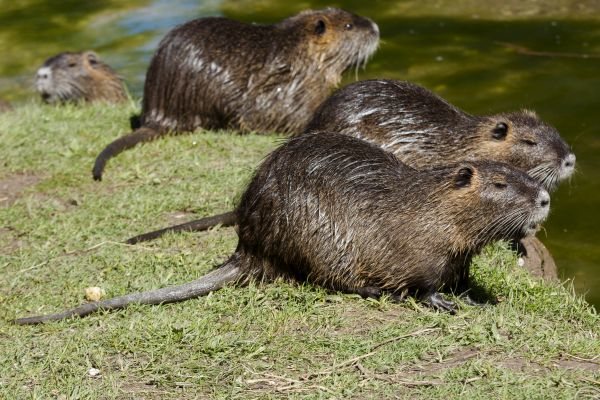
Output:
left=0, top=103, right=598, bottom=399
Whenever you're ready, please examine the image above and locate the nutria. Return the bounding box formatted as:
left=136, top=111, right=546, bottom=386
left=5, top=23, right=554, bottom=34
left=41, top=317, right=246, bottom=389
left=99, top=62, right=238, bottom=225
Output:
left=92, top=8, right=380, bottom=181
left=306, top=80, right=576, bottom=190
left=15, top=134, right=550, bottom=324
left=35, top=51, right=128, bottom=104
left=126, top=79, right=574, bottom=244
left=0, top=99, right=12, bottom=112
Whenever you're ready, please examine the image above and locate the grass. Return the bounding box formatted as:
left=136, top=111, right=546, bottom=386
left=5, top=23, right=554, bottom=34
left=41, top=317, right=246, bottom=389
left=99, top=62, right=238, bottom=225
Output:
left=0, top=102, right=598, bottom=399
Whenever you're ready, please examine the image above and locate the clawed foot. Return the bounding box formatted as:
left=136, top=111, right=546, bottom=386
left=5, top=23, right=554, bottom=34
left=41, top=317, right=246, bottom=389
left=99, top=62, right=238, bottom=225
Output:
left=426, top=292, right=457, bottom=314
left=354, top=286, right=383, bottom=299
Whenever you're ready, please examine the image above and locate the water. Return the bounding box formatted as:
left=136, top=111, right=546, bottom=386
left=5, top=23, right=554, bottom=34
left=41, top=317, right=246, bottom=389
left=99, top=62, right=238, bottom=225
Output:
left=0, top=0, right=598, bottom=307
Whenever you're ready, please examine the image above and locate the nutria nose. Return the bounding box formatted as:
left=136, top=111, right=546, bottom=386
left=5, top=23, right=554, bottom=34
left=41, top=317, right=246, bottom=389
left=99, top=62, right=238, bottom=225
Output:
left=371, top=21, right=380, bottom=35
left=537, top=190, right=550, bottom=208
left=563, top=153, right=576, bottom=169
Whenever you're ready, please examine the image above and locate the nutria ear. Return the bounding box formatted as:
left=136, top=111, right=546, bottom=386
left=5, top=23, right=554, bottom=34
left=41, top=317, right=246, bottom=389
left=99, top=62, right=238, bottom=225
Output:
left=454, top=166, right=474, bottom=188
left=85, top=51, right=100, bottom=66
left=314, top=20, right=327, bottom=35
left=492, top=122, right=508, bottom=140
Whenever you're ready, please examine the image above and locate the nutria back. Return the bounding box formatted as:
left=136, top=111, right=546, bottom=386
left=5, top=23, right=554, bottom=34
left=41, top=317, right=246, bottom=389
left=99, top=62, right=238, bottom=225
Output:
left=234, top=133, right=550, bottom=301
left=141, top=8, right=379, bottom=134
left=306, top=79, right=575, bottom=191
left=35, top=51, right=127, bottom=104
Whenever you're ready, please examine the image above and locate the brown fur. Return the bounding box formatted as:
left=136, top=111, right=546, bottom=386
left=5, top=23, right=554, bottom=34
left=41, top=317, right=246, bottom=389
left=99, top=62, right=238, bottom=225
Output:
left=15, top=134, right=550, bottom=323
left=35, top=51, right=127, bottom=104
left=92, top=8, right=379, bottom=181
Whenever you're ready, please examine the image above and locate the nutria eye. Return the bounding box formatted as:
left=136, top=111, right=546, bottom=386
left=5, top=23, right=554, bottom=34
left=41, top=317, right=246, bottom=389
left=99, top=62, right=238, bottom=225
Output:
left=494, top=182, right=507, bottom=189
left=492, top=122, right=508, bottom=140
left=88, top=57, right=98, bottom=65
left=68, top=62, right=77, bottom=68
left=344, top=23, right=353, bottom=30
left=521, top=139, right=537, bottom=146
left=315, top=20, right=326, bottom=35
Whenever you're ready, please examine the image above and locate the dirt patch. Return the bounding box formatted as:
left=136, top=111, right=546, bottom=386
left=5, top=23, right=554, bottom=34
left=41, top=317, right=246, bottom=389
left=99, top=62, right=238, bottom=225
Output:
left=0, top=227, right=24, bottom=253
left=0, top=172, right=44, bottom=207
left=332, top=302, right=413, bottom=336
left=403, top=347, right=482, bottom=376
left=554, top=357, right=600, bottom=372
left=119, top=381, right=172, bottom=398
left=497, top=354, right=599, bottom=374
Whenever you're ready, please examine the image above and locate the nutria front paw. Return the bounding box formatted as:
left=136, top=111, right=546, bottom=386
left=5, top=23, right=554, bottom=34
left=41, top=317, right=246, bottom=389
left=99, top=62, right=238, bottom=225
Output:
left=426, top=292, right=457, bottom=314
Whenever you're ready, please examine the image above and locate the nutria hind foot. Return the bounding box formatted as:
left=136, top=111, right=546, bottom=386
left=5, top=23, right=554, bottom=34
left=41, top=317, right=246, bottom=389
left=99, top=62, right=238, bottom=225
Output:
left=426, top=292, right=457, bottom=314
left=353, top=286, right=385, bottom=299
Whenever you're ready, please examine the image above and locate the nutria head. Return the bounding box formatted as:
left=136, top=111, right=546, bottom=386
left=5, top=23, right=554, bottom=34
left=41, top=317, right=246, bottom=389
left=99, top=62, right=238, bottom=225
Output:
left=394, top=159, right=550, bottom=294
left=35, top=51, right=127, bottom=104
left=476, top=110, right=575, bottom=191
left=279, top=8, right=379, bottom=85
left=431, top=161, right=550, bottom=251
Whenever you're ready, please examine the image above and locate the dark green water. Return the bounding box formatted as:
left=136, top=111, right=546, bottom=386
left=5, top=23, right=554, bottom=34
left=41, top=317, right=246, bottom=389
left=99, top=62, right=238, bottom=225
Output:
left=1, top=0, right=598, bottom=307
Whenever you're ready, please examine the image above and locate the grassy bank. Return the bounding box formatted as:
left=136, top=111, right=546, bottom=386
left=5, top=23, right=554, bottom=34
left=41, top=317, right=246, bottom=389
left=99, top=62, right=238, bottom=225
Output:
left=0, top=103, right=598, bottom=399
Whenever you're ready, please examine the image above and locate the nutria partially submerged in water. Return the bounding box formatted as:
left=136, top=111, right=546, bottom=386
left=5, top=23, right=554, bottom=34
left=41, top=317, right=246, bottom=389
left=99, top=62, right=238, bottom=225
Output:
left=35, top=51, right=128, bottom=104
left=127, top=79, right=573, bottom=244
left=92, top=8, right=380, bottom=181
left=15, top=134, right=549, bottom=324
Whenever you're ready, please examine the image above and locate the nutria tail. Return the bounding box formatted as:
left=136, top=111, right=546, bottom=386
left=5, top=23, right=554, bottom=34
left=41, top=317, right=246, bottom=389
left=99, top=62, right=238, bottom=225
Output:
left=92, top=127, right=162, bottom=181
left=14, top=256, right=241, bottom=325
left=126, top=211, right=237, bottom=245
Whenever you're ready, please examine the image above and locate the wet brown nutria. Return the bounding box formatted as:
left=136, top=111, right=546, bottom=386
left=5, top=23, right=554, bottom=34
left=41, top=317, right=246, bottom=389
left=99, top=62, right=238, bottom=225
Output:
left=35, top=51, right=128, bottom=104
left=15, top=133, right=550, bottom=324
left=306, top=80, right=576, bottom=190
left=92, top=8, right=380, bottom=181
left=126, top=79, right=574, bottom=244
left=0, top=99, right=12, bottom=112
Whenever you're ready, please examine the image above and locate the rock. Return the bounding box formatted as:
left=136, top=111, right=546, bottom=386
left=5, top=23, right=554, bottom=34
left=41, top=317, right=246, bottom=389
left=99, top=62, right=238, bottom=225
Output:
left=84, top=287, right=105, bottom=302
left=512, top=236, right=558, bottom=281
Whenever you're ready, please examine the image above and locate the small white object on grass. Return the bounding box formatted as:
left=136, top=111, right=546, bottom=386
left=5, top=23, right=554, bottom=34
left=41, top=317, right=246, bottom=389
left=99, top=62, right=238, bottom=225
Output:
left=84, top=287, right=105, bottom=302
left=88, top=368, right=101, bottom=377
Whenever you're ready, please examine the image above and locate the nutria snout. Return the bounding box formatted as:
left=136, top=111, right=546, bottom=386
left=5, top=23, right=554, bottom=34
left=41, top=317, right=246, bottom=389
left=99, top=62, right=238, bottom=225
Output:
left=92, top=8, right=379, bottom=181
left=35, top=51, right=127, bottom=104
left=15, top=134, right=548, bottom=324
